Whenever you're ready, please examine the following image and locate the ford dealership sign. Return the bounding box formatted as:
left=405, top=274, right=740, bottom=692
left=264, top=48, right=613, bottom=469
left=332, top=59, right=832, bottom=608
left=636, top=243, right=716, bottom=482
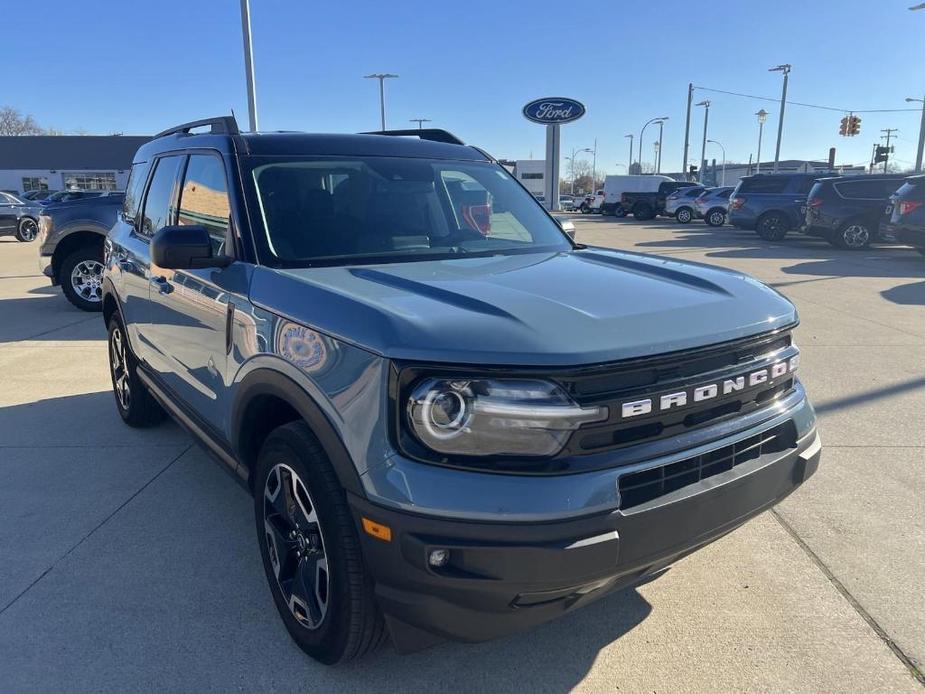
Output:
left=522, top=98, right=586, bottom=125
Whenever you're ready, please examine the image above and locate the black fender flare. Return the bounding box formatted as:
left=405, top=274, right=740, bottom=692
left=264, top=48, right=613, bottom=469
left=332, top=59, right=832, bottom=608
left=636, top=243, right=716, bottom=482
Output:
left=230, top=368, right=364, bottom=496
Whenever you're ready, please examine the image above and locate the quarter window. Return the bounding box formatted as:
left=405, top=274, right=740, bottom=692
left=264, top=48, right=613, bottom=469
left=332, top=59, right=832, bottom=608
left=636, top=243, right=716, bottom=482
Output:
left=178, top=154, right=231, bottom=254
left=123, top=161, right=152, bottom=225
left=740, top=177, right=789, bottom=194
left=140, top=156, right=184, bottom=237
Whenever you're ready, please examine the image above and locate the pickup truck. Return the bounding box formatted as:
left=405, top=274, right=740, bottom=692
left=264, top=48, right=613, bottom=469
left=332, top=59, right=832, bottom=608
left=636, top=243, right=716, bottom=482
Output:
left=621, top=181, right=700, bottom=220
left=37, top=192, right=125, bottom=311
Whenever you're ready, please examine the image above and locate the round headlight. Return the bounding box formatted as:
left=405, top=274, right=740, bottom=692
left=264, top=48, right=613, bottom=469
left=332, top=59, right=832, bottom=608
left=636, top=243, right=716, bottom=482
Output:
left=422, top=386, right=469, bottom=438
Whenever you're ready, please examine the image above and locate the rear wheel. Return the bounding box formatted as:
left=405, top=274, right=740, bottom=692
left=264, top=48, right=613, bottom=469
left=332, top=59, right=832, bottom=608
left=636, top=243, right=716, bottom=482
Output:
left=705, top=209, right=727, bottom=227
left=59, top=245, right=104, bottom=311
left=676, top=207, right=693, bottom=224
left=756, top=212, right=789, bottom=241
left=15, top=217, right=38, bottom=242
left=255, top=421, right=386, bottom=664
left=579, top=203, right=589, bottom=214
left=831, top=221, right=871, bottom=250
left=633, top=203, right=655, bottom=221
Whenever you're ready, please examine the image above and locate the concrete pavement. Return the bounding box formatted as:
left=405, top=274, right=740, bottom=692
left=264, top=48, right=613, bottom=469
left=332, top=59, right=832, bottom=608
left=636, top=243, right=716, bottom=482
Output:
left=0, top=224, right=922, bottom=693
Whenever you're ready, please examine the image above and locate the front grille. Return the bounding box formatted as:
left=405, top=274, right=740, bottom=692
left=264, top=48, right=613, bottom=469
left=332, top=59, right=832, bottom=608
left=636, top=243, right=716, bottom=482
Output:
left=560, top=329, right=797, bottom=456
left=618, top=421, right=797, bottom=510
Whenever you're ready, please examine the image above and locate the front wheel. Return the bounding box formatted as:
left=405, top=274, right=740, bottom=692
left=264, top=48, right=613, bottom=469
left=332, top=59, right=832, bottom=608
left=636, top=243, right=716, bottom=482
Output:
left=59, top=246, right=104, bottom=311
left=831, top=221, right=871, bottom=250
left=579, top=203, right=589, bottom=214
left=255, top=422, right=386, bottom=664
left=15, top=217, right=38, bottom=242
left=756, top=213, right=789, bottom=241
left=705, top=209, right=727, bottom=227
left=676, top=207, right=693, bottom=224
left=107, top=317, right=165, bottom=427
left=613, top=205, right=627, bottom=218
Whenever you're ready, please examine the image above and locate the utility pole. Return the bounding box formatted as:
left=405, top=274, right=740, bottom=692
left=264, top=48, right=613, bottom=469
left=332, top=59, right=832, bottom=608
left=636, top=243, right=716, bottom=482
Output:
left=656, top=120, right=665, bottom=173
left=696, top=101, right=710, bottom=182
left=880, top=128, right=899, bottom=173
left=409, top=118, right=431, bottom=130
left=592, top=138, right=598, bottom=192
left=769, top=64, right=791, bottom=173
left=682, top=83, right=693, bottom=179
left=363, top=73, right=399, bottom=131
left=239, top=0, right=258, bottom=131
left=906, top=95, right=925, bottom=173
left=625, top=134, right=634, bottom=172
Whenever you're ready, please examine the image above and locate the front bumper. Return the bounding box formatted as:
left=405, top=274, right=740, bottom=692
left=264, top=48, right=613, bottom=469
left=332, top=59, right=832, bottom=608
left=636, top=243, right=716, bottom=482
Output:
left=352, top=397, right=820, bottom=652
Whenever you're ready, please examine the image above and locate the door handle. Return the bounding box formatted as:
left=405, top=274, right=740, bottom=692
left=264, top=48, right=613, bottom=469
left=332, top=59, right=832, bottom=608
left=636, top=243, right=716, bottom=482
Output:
left=150, top=275, right=173, bottom=295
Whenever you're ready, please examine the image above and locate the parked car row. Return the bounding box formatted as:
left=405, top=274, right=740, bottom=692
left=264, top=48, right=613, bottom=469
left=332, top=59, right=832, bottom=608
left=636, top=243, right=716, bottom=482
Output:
left=667, top=186, right=734, bottom=227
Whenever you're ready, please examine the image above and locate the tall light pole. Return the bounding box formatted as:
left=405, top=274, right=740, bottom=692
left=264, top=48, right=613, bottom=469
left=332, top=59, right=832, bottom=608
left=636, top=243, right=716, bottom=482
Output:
left=906, top=96, right=925, bottom=173
left=409, top=118, right=431, bottom=130
left=591, top=138, right=598, bottom=192
left=639, top=117, right=668, bottom=173
left=364, top=73, right=399, bottom=131
left=239, top=0, right=258, bottom=131
left=682, top=82, right=694, bottom=178
left=769, top=64, right=791, bottom=173
left=707, top=139, right=726, bottom=186
left=570, top=147, right=593, bottom=193
left=696, top=101, right=710, bottom=183
left=625, top=134, right=634, bottom=172
left=656, top=119, right=666, bottom=174
left=755, top=109, right=768, bottom=173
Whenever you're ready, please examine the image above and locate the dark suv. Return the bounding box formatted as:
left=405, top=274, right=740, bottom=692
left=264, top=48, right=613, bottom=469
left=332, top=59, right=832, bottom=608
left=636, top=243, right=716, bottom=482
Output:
left=102, top=116, right=820, bottom=664
left=729, top=173, right=825, bottom=241
left=886, top=174, right=925, bottom=255
left=803, top=175, right=905, bottom=249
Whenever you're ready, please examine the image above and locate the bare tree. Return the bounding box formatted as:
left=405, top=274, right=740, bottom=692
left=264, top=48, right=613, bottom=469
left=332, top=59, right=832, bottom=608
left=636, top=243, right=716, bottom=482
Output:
left=0, top=106, right=45, bottom=135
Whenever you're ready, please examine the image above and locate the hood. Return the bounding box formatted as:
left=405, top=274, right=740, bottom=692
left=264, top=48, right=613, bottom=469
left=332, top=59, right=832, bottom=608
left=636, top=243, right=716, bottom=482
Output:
left=251, top=248, right=796, bottom=367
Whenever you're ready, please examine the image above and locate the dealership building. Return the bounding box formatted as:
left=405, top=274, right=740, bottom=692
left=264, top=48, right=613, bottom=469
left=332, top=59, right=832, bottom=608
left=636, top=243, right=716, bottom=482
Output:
left=0, top=135, right=150, bottom=195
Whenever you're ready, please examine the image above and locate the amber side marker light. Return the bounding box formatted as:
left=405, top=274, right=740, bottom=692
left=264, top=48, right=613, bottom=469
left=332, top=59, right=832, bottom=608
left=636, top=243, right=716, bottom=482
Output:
left=362, top=517, right=392, bottom=542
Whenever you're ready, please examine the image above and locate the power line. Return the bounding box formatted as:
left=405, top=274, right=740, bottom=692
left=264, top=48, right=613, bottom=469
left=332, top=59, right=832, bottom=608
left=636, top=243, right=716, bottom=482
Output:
left=693, top=86, right=920, bottom=114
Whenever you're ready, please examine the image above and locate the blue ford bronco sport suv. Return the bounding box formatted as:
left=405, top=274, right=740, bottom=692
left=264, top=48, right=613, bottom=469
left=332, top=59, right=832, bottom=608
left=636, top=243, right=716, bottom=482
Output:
left=102, top=116, right=820, bottom=664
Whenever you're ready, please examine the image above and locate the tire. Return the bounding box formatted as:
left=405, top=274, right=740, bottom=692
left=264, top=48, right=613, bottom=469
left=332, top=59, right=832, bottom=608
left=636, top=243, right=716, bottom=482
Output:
left=705, top=208, right=727, bottom=227
left=107, top=316, right=165, bottom=427
left=755, top=212, right=789, bottom=241
left=579, top=204, right=589, bottom=214
left=613, top=205, right=627, bottom=218
left=831, top=221, right=871, bottom=250
left=255, top=421, right=386, bottom=665
left=15, top=217, right=38, bottom=242
left=633, top=203, right=655, bottom=221
left=676, top=207, right=693, bottom=224
left=59, top=245, right=104, bottom=311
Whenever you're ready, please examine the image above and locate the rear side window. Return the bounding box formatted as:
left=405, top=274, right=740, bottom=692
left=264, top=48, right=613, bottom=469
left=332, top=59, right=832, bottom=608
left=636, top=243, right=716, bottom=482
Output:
left=122, top=161, right=152, bottom=224
left=178, top=154, right=231, bottom=254
left=739, top=177, right=788, bottom=194
left=835, top=179, right=903, bottom=200
left=140, top=155, right=184, bottom=237
left=795, top=177, right=817, bottom=195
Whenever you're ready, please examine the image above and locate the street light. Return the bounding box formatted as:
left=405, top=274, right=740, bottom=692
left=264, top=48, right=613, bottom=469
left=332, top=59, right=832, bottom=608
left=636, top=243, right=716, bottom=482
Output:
left=239, top=0, right=258, bottom=131
left=639, top=117, right=668, bottom=173
left=769, top=64, right=791, bottom=173
left=696, top=101, right=710, bottom=182
left=755, top=109, right=769, bottom=173
left=409, top=118, right=431, bottom=130
left=363, top=73, right=399, bottom=131
left=656, top=119, right=667, bottom=173
left=906, top=96, right=925, bottom=173
left=569, top=147, right=593, bottom=194
left=625, top=134, right=634, bottom=171
left=707, top=139, right=726, bottom=186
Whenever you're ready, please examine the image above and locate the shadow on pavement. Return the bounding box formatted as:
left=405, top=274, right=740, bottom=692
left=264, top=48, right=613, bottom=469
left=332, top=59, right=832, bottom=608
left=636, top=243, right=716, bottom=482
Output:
left=813, top=376, right=925, bottom=415
left=0, top=295, right=103, bottom=343
left=881, top=281, right=925, bottom=306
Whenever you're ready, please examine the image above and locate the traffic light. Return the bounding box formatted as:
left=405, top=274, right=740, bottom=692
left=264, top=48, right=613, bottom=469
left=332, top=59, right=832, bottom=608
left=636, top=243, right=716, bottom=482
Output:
left=839, top=117, right=849, bottom=136
left=874, top=145, right=891, bottom=164
left=849, top=115, right=861, bottom=136
left=689, top=164, right=698, bottom=177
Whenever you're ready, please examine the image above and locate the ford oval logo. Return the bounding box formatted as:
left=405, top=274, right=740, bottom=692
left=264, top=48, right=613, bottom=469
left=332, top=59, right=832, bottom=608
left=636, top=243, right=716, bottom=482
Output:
left=522, top=97, right=586, bottom=125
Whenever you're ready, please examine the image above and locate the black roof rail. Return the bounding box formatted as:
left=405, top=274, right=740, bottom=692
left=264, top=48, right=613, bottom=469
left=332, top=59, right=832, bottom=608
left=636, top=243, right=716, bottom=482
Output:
left=361, top=128, right=465, bottom=145
left=153, top=116, right=240, bottom=140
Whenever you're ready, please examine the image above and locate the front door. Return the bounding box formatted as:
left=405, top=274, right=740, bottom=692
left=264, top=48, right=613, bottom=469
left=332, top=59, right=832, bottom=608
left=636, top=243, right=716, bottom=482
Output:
left=145, top=152, right=243, bottom=433
left=0, top=193, right=18, bottom=234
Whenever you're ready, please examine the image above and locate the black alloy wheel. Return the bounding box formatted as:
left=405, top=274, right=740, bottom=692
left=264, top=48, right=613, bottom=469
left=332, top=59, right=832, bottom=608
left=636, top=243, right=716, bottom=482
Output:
left=756, top=212, right=789, bottom=241
left=16, top=217, right=38, bottom=242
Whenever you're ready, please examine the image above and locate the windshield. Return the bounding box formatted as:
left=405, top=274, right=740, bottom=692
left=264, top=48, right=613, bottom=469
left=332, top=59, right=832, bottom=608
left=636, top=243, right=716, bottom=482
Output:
left=248, top=156, right=571, bottom=266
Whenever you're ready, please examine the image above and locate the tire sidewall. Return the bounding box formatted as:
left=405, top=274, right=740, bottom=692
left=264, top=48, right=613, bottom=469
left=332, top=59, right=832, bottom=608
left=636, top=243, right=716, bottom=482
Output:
left=836, top=221, right=870, bottom=250
left=614, top=205, right=627, bottom=218
left=676, top=207, right=692, bottom=224
left=253, top=429, right=358, bottom=664
left=707, top=209, right=726, bottom=227
left=757, top=213, right=787, bottom=241
left=16, top=217, right=38, bottom=242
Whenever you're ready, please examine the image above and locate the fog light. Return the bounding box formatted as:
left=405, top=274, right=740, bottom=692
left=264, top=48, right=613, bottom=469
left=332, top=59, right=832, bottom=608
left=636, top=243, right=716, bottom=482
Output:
left=428, top=548, right=450, bottom=567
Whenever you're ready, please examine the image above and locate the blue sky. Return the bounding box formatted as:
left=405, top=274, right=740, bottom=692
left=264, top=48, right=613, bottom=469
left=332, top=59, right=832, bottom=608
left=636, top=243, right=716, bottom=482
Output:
left=4, top=0, right=923, bottom=174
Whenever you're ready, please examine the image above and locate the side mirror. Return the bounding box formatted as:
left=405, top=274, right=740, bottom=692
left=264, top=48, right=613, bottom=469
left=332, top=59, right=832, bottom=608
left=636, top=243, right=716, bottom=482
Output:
left=151, top=224, right=231, bottom=269
left=553, top=215, right=576, bottom=240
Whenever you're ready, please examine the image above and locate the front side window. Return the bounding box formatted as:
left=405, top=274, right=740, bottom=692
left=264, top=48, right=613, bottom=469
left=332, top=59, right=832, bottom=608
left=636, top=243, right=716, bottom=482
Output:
left=141, top=156, right=184, bottom=237
left=248, top=156, right=571, bottom=266
left=178, top=154, right=231, bottom=254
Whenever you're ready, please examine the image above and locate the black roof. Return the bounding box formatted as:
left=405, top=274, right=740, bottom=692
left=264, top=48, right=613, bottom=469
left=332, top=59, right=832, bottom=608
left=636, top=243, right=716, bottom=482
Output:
left=0, top=136, right=151, bottom=170
left=134, top=130, right=489, bottom=164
